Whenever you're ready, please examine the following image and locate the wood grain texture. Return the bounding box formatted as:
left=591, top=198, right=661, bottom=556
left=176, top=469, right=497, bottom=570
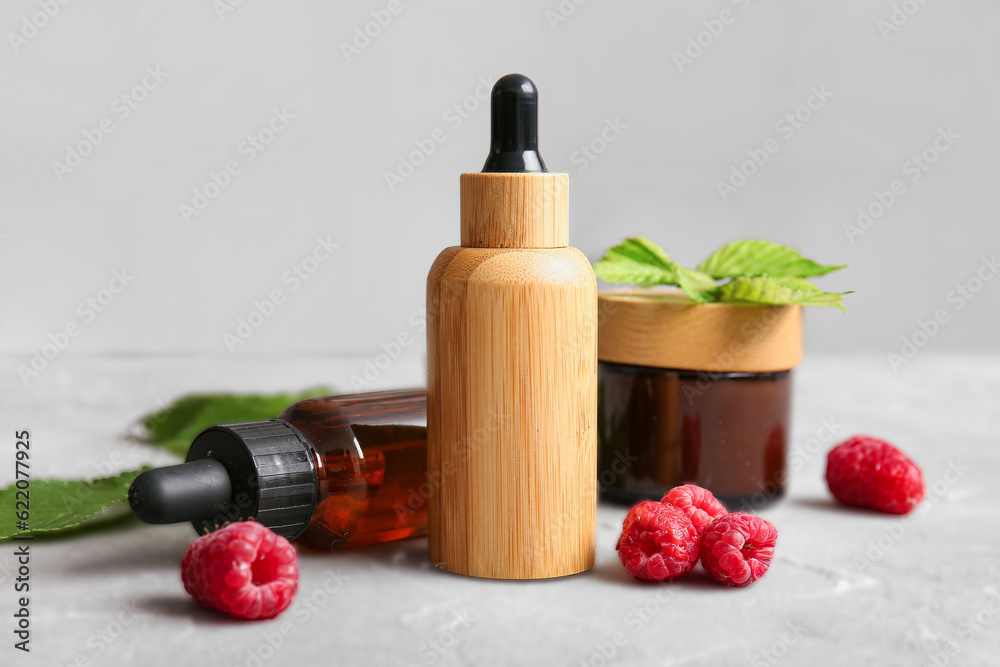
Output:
left=598, top=289, right=802, bottom=373
left=427, top=246, right=597, bottom=579
left=460, top=173, right=568, bottom=248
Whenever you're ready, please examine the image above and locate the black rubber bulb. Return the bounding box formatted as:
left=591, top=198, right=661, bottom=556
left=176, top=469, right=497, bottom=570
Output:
left=128, top=459, right=233, bottom=524
left=482, top=73, right=547, bottom=173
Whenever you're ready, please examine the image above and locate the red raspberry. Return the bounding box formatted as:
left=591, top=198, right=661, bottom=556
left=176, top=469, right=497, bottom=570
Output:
left=662, top=484, right=727, bottom=539
left=700, top=513, right=777, bottom=587
left=825, top=435, right=924, bottom=514
left=181, top=521, right=298, bottom=620
left=616, top=501, right=699, bottom=582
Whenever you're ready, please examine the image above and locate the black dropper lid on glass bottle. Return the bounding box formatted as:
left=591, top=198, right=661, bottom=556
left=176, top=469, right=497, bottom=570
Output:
left=481, top=73, right=547, bottom=174
left=128, top=420, right=318, bottom=539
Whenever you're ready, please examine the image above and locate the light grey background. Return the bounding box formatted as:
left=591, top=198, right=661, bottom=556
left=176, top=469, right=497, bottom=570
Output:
left=2, top=0, right=998, bottom=386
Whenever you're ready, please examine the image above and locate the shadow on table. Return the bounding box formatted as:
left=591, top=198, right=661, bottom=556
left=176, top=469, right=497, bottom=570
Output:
left=136, top=595, right=246, bottom=625
left=791, top=497, right=883, bottom=515
left=589, top=558, right=721, bottom=589
left=65, top=530, right=189, bottom=575
left=296, top=535, right=433, bottom=570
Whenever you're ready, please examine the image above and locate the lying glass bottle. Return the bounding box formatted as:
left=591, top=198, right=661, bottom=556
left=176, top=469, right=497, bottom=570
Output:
left=129, top=389, right=427, bottom=550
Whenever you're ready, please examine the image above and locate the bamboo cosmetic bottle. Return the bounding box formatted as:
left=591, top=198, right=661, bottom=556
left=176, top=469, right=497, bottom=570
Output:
left=426, top=74, right=598, bottom=579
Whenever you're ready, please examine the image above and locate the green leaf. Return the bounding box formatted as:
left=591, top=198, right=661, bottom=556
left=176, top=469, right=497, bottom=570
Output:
left=594, top=236, right=852, bottom=309
left=0, top=468, right=149, bottom=540
left=141, top=387, right=335, bottom=458
left=675, top=266, right=719, bottom=303
left=698, top=240, right=847, bottom=279
left=593, top=236, right=680, bottom=287
left=594, top=237, right=721, bottom=302
left=718, top=276, right=853, bottom=311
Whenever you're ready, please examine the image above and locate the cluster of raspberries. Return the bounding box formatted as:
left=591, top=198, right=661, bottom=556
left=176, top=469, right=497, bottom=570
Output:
left=616, top=484, right=777, bottom=587
left=617, top=435, right=925, bottom=586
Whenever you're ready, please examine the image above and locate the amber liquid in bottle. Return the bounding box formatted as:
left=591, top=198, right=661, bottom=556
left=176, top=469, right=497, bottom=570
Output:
left=279, top=389, right=428, bottom=550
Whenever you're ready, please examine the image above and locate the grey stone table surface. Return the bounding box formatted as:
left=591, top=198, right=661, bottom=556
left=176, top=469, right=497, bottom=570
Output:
left=0, top=353, right=997, bottom=667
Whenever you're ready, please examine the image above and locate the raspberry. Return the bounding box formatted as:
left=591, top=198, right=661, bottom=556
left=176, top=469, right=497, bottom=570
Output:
left=662, top=484, right=727, bottom=539
left=825, top=435, right=924, bottom=514
left=700, top=513, right=777, bottom=587
left=181, top=521, right=299, bottom=620
left=616, top=501, right=699, bottom=582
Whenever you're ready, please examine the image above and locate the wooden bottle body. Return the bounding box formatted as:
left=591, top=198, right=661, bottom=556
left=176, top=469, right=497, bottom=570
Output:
left=426, top=245, right=597, bottom=579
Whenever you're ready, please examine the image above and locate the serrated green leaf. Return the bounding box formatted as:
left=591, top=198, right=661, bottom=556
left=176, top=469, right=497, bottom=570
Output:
left=593, top=236, right=680, bottom=287
left=594, top=236, right=852, bottom=309
left=698, top=240, right=847, bottom=279
left=675, top=266, right=719, bottom=303
left=718, top=276, right=853, bottom=311
left=142, top=387, right=335, bottom=457
left=0, top=468, right=149, bottom=540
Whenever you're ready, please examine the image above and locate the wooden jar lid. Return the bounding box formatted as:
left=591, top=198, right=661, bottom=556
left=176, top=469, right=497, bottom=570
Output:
left=597, top=289, right=802, bottom=373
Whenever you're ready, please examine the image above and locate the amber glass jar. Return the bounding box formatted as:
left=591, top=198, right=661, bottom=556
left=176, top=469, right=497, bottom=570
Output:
left=596, top=290, right=802, bottom=508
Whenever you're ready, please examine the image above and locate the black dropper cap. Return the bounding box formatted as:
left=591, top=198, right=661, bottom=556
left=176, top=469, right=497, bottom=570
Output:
left=129, top=420, right=318, bottom=539
left=481, top=74, right=547, bottom=173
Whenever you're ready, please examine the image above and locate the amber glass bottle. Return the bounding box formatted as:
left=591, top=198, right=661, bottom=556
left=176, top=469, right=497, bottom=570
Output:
left=285, top=391, right=427, bottom=549
left=129, top=389, right=428, bottom=550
